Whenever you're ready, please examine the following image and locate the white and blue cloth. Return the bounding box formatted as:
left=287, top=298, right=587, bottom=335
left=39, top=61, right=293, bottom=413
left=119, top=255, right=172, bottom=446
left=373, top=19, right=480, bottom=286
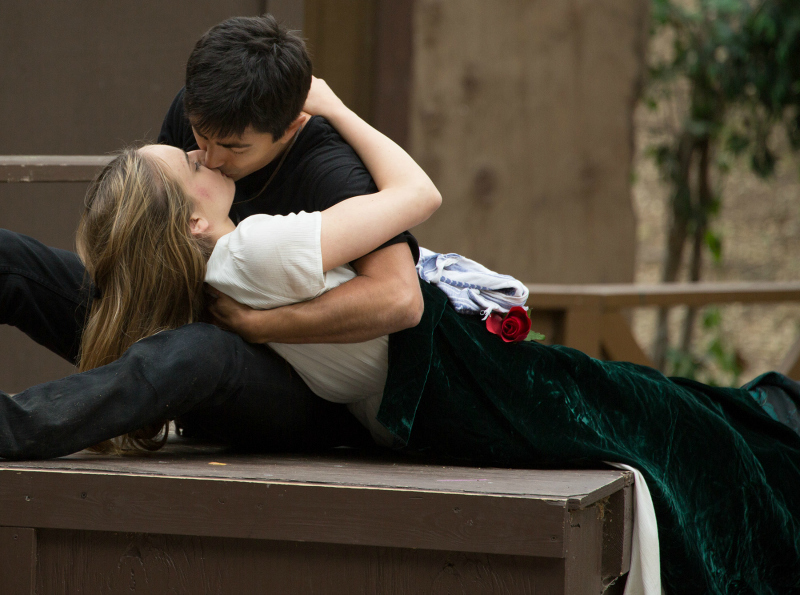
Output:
left=416, top=247, right=529, bottom=319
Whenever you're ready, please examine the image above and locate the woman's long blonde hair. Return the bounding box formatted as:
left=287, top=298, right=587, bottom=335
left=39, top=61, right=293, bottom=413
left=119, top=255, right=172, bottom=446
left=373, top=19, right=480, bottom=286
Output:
left=76, top=147, right=211, bottom=452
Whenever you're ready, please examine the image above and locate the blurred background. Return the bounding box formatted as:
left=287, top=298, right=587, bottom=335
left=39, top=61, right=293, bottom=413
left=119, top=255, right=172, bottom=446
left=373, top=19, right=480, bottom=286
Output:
left=1, top=0, right=798, bottom=391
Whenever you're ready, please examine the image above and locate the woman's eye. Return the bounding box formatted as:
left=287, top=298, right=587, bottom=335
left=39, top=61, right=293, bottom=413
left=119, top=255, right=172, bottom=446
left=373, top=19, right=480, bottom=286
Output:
left=193, top=161, right=201, bottom=171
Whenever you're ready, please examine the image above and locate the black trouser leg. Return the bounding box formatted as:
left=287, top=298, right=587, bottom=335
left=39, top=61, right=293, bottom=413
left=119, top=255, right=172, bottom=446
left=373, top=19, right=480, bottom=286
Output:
left=0, top=229, right=91, bottom=363
left=0, top=323, right=369, bottom=460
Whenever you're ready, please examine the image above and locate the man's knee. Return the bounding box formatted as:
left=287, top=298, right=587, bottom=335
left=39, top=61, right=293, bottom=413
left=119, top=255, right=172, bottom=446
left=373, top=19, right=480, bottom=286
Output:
left=0, top=229, right=29, bottom=267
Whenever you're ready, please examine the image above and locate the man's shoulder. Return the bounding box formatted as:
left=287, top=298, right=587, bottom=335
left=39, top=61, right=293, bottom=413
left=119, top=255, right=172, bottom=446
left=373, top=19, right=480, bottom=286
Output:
left=292, top=115, right=356, bottom=162
left=284, top=115, right=375, bottom=195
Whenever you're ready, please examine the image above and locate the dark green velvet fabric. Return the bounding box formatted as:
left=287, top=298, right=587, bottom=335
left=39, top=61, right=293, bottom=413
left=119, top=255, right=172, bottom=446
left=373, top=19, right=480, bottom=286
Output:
left=379, top=280, right=800, bottom=595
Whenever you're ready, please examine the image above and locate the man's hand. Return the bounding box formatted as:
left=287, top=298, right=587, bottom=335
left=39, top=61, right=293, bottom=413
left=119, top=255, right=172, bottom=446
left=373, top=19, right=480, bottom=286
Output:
left=206, top=288, right=260, bottom=342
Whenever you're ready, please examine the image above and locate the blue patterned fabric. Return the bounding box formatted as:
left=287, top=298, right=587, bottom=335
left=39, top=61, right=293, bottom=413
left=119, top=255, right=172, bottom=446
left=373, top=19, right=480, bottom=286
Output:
left=416, top=248, right=529, bottom=317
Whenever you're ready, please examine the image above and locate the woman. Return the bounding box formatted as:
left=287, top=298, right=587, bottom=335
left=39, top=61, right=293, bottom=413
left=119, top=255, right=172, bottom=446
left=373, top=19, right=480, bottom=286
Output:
left=14, top=80, right=800, bottom=593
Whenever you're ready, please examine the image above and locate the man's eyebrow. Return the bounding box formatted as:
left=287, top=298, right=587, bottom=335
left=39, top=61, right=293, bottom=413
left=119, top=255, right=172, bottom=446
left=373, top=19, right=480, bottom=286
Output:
left=218, top=140, right=252, bottom=149
left=190, top=125, right=251, bottom=149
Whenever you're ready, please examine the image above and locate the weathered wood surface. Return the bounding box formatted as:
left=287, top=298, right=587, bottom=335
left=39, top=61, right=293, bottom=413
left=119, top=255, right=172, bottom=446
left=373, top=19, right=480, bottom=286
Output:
left=525, top=281, right=800, bottom=376
left=29, top=529, right=570, bottom=594
left=0, top=445, right=631, bottom=559
left=0, top=156, right=112, bottom=183
left=0, top=527, right=36, bottom=595
left=526, top=281, right=800, bottom=309
left=0, top=444, right=634, bottom=594
left=409, top=0, right=648, bottom=286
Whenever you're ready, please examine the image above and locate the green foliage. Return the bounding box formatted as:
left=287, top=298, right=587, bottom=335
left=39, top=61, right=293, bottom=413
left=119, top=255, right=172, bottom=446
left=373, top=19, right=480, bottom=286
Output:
left=647, top=0, right=800, bottom=246
left=666, top=307, right=744, bottom=386
left=645, top=0, right=800, bottom=370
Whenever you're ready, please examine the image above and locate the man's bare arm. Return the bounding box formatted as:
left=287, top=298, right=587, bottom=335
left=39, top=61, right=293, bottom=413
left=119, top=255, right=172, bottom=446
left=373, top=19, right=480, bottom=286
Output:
left=208, top=242, right=423, bottom=343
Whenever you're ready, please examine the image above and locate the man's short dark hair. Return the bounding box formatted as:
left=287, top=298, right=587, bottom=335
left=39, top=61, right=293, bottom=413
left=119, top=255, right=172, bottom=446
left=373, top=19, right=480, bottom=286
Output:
left=184, top=14, right=312, bottom=141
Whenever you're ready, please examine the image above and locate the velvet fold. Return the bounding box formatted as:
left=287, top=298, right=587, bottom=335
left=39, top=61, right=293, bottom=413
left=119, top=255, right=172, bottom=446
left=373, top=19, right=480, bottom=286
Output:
left=381, top=280, right=800, bottom=594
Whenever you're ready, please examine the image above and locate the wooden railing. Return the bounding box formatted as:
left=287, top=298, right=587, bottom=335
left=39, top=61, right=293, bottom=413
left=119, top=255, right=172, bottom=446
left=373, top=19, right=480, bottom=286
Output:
left=524, top=283, right=800, bottom=378
left=4, top=156, right=799, bottom=379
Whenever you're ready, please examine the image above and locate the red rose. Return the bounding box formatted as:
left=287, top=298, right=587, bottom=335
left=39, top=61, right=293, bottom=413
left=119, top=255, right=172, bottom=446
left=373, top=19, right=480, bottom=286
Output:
left=485, top=306, right=532, bottom=342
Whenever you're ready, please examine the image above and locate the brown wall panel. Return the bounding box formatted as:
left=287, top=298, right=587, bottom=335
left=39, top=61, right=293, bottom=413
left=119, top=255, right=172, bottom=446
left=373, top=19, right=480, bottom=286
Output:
left=408, top=0, right=647, bottom=285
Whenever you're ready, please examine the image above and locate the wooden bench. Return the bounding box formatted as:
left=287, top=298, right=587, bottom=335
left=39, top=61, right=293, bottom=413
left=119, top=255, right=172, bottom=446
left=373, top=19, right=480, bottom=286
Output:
left=0, top=442, right=633, bottom=594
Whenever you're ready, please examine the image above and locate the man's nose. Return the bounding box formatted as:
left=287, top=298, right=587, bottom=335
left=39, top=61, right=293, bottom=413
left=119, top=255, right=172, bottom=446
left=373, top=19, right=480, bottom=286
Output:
left=203, top=145, right=225, bottom=170
left=187, top=149, right=205, bottom=163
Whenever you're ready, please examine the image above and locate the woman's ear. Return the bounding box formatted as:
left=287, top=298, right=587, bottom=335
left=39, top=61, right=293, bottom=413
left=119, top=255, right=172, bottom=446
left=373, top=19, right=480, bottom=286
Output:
left=189, top=215, right=209, bottom=237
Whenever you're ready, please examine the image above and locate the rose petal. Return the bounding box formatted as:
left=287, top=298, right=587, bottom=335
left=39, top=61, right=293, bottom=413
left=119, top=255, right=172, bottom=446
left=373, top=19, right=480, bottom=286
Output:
left=485, top=312, right=505, bottom=337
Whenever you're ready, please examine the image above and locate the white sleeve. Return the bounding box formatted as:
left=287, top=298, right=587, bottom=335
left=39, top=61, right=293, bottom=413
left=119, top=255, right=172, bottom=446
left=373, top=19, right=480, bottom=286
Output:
left=205, top=212, right=326, bottom=310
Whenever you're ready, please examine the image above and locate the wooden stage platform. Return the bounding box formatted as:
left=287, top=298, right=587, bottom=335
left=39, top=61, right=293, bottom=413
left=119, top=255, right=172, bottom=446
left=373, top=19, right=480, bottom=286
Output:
left=0, top=442, right=633, bottom=594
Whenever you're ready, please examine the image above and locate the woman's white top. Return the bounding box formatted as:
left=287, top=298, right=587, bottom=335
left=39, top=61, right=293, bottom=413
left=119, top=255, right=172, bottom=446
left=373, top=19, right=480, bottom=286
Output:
left=205, top=212, right=394, bottom=446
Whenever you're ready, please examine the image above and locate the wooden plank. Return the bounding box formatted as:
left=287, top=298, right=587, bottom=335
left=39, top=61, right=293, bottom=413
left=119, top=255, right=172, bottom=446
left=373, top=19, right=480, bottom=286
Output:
left=563, top=505, right=604, bottom=594
left=0, top=527, right=37, bottom=595
left=0, top=468, right=569, bottom=558
left=0, top=156, right=111, bottom=183
left=0, top=448, right=630, bottom=506
left=601, top=484, right=633, bottom=582
left=525, top=281, right=800, bottom=309
left=563, top=303, right=602, bottom=358
left=304, top=0, right=376, bottom=121
left=35, top=528, right=565, bottom=594
left=600, top=311, right=654, bottom=368
left=267, top=0, right=305, bottom=32
left=372, top=0, right=414, bottom=147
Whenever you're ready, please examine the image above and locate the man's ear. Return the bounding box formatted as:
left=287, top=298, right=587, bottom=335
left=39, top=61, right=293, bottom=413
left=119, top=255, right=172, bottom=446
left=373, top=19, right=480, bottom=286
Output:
left=189, top=215, right=209, bottom=237
left=278, top=115, right=305, bottom=143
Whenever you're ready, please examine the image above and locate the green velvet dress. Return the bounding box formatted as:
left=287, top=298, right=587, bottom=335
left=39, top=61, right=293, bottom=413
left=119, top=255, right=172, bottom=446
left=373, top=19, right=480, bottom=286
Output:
left=379, top=280, right=800, bottom=595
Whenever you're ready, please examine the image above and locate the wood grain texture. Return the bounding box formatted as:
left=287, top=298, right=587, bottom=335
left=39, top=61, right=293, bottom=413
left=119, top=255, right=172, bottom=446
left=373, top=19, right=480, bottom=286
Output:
left=0, top=469, right=565, bottom=558
left=0, top=449, right=632, bottom=560
left=34, top=528, right=568, bottom=595
left=563, top=506, right=604, bottom=593
left=525, top=281, right=800, bottom=309
left=0, top=526, right=36, bottom=595
left=0, top=447, right=631, bottom=506
left=408, top=0, right=647, bottom=285
left=0, top=156, right=111, bottom=183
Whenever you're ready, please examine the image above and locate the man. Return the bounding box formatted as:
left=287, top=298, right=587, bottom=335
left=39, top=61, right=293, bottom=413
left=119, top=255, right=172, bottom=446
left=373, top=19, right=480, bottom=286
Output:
left=0, top=14, right=421, bottom=459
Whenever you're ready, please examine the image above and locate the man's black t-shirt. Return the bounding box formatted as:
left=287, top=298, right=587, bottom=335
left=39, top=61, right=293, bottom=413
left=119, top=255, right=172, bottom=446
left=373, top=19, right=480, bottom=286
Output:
left=157, top=88, right=419, bottom=261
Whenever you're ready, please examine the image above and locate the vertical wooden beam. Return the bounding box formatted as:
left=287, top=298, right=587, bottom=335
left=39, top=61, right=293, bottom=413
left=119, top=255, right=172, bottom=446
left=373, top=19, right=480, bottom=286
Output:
left=0, top=527, right=37, bottom=595
left=304, top=0, right=376, bottom=119
left=371, top=0, right=414, bottom=147
left=563, top=506, right=604, bottom=593
left=600, top=311, right=655, bottom=368
left=562, top=301, right=603, bottom=358
left=267, top=0, right=305, bottom=32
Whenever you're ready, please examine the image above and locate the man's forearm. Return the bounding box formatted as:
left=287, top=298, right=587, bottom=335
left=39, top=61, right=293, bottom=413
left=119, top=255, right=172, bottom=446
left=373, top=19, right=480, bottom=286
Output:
left=210, top=242, right=424, bottom=344
left=237, top=273, right=422, bottom=343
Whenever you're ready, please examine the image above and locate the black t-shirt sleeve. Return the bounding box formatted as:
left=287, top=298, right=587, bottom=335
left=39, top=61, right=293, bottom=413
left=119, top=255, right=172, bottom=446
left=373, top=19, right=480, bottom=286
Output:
left=157, top=88, right=199, bottom=151
left=297, top=122, right=420, bottom=263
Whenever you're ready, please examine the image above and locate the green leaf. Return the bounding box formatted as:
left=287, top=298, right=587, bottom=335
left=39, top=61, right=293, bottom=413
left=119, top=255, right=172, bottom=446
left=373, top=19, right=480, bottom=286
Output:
left=702, top=306, right=722, bottom=329
left=704, top=229, right=723, bottom=263
left=525, top=330, right=545, bottom=342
